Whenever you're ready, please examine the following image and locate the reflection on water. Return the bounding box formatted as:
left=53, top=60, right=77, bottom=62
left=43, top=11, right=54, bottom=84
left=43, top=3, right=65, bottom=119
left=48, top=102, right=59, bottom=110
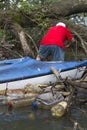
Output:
left=0, top=103, right=87, bottom=130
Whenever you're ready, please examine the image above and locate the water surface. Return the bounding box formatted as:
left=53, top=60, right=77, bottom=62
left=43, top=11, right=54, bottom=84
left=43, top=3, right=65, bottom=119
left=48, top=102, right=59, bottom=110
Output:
left=0, top=102, right=87, bottom=130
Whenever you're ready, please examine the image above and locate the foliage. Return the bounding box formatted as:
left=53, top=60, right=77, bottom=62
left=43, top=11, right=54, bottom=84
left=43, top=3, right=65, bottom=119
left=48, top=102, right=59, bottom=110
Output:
left=0, top=29, right=5, bottom=38
left=0, top=0, right=42, bottom=12
left=0, top=0, right=87, bottom=59
left=19, top=1, right=30, bottom=13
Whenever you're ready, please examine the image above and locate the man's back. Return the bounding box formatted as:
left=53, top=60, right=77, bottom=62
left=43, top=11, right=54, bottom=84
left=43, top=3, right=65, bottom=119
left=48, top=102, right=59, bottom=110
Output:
left=40, top=25, right=73, bottom=49
left=36, top=22, right=74, bottom=61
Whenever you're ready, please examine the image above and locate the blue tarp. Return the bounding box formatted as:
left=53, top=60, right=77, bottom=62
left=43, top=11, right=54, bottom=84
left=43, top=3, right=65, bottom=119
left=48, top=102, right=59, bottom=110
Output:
left=0, top=57, right=87, bottom=83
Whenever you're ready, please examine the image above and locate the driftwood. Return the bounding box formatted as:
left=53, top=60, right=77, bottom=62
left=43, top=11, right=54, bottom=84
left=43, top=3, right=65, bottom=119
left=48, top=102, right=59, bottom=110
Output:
left=51, top=66, right=87, bottom=89
left=65, top=80, right=87, bottom=89
left=50, top=66, right=76, bottom=117
left=51, top=101, right=68, bottom=117
left=50, top=67, right=64, bottom=86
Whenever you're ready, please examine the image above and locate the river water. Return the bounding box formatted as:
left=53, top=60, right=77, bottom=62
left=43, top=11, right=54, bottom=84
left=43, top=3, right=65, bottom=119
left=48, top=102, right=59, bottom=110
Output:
left=0, top=97, right=87, bottom=130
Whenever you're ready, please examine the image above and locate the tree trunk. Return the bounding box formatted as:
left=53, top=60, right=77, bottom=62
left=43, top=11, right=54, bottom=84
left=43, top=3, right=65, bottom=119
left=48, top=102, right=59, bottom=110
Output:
left=46, top=0, right=87, bottom=17
left=11, top=22, right=35, bottom=57
left=18, top=31, right=31, bottom=55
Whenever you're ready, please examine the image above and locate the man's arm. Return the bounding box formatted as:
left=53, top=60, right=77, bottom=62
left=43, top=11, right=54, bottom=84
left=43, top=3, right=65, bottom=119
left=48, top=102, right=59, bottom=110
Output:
left=65, top=37, right=75, bottom=49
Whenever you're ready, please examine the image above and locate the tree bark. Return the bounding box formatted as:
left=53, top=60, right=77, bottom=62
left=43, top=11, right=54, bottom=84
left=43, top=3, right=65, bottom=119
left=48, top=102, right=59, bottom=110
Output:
left=18, top=31, right=31, bottom=55
left=46, top=0, right=87, bottom=17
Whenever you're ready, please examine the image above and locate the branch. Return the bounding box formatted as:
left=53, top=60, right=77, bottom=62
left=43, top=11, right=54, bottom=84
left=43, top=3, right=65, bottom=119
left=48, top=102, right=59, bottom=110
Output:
left=25, top=32, right=38, bottom=53
left=73, top=30, right=87, bottom=56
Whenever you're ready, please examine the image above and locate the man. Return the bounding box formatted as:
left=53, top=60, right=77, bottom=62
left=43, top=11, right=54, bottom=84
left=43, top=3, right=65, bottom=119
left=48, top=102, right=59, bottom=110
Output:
left=36, top=22, right=75, bottom=61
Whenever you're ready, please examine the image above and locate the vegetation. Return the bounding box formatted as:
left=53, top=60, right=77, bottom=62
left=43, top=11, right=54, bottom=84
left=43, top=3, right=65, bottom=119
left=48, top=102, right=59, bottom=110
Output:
left=0, top=0, right=87, bottom=60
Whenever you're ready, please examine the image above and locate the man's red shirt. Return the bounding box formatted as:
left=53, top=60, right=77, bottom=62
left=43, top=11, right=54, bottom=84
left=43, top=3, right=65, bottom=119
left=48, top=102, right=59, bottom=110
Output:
left=40, top=26, right=73, bottom=49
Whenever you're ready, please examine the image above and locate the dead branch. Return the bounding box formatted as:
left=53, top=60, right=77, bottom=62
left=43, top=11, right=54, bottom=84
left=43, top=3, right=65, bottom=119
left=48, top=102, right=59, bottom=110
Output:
left=65, top=79, right=87, bottom=89
left=25, top=32, right=38, bottom=54
left=73, top=31, right=87, bottom=56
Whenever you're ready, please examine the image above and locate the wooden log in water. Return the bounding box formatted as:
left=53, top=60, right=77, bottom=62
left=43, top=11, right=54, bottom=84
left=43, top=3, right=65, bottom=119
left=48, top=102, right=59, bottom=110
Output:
left=51, top=101, right=68, bottom=117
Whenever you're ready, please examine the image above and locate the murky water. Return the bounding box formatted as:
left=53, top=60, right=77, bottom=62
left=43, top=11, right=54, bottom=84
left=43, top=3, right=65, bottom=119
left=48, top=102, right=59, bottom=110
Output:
left=0, top=100, right=87, bottom=130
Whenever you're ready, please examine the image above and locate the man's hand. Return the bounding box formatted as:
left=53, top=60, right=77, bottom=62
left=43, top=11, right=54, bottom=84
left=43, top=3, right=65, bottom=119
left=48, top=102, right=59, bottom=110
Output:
left=65, top=44, right=71, bottom=49
left=71, top=37, right=76, bottom=43
left=65, top=38, right=76, bottom=49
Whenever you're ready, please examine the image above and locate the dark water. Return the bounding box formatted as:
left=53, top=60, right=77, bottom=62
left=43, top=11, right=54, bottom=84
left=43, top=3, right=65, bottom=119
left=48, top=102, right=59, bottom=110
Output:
left=0, top=101, right=87, bottom=130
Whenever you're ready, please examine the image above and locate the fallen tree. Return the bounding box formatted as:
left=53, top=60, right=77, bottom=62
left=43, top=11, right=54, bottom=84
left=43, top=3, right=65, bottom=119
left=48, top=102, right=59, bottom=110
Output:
left=0, top=0, right=87, bottom=59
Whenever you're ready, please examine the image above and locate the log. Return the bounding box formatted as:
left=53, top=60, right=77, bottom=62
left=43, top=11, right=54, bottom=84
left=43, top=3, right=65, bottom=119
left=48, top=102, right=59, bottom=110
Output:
left=18, top=31, right=31, bottom=55
left=50, top=66, right=64, bottom=86
left=51, top=101, right=68, bottom=117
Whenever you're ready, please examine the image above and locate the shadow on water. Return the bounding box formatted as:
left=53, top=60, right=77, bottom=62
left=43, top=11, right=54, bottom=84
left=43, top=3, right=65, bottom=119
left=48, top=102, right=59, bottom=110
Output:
left=0, top=101, right=87, bottom=130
